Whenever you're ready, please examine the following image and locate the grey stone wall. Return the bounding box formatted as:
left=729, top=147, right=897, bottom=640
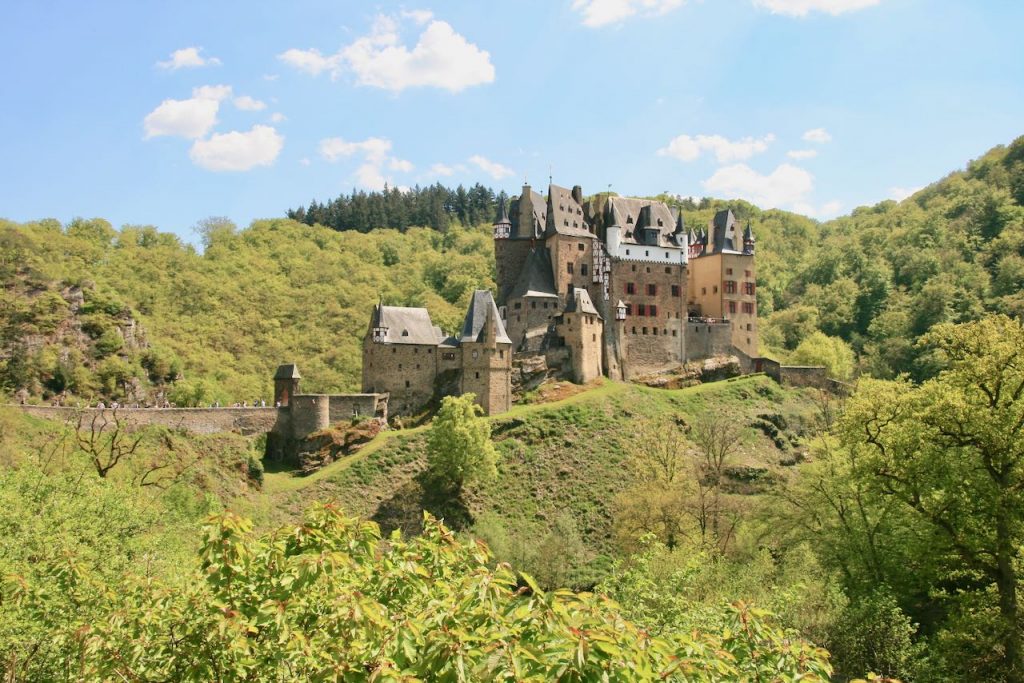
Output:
left=684, top=321, right=733, bottom=361
left=12, top=405, right=283, bottom=436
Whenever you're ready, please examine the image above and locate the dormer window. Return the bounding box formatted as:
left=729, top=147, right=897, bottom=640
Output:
left=401, top=329, right=409, bottom=337
left=627, top=216, right=633, bottom=224
left=657, top=219, right=663, bottom=227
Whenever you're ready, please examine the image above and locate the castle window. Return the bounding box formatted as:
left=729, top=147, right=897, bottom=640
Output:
left=543, top=302, right=549, bottom=309
left=402, top=329, right=409, bottom=336
left=631, top=264, right=636, bottom=271
left=581, top=263, right=589, bottom=276
left=428, top=348, right=432, bottom=354
left=729, top=301, right=737, bottom=314
left=592, top=333, right=596, bottom=342
left=414, top=348, right=419, bottom=354
left=713, top=285, right=718, bottom=294
left=645, top=250, right=649, bottom=257
left=665, top=253, right=670, bottom=259
left=626, top=249, right=630, bottom=256
left=743, top=302, right=755, bottom=314
left=393, top=348, right=397, bottom=353
left=653, top=328, right=658, bottom=335
left=405, top=380, right=410, bottom=388
left=626, top=282, right=636, bottom=294
left=625, top=303, right=632, bottom=315
left=627, top=216, right=633, bottom=223
left=416, top=364, right=420, bottom=369
left=564, top=220, right=569, bottom=226
left=647, top=284, right=657, bottom=296
left=646, top=267, right=651, bottom=273
left=747, top=337, right=752, bottom=345
left=499, top=350, right=505, bottom=358
left=701, top=287, right=707, bottom=295
left=724, top=281, right=737, bottom=294
left=672, top=329, right=677, bottom=337
left=443, top=352, right=455, bottom=360
left=475, top=372, right=480, bottom=379
left=726, top=268, right=733, bottom=275
left=642, top=327, right=648, bottom=335
left=671, top=284, right=680, bottom=297
left=744, top=282, right=755, bottom=295
left=649, top=304, right=657, bottom=316
left=665, top=267, right=671, bottom=273
left=745, top=270, right=752, bottom=277
left=472, top=350, right=479, bottom=359
left=632, top=326, right=636, bottom=334
left=637, top=303, right=646, bottom=316
left=578, top=243, right=585, bottom=251
left=567, top=262, right=574, bottom=274
left=657, top=218, right=664, bottom=227
left=531, top=301, right=536, bottom=309
left=746, top=323, right=752, bottom=331
left=516, top=315, right=521, bottom=322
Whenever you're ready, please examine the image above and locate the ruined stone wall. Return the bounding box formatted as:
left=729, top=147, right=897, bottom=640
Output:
left=362, top=338, right=438, bottom=416
left=327, top=394, right=388, bottom=424
left=12, top=405, right=283, bottom=436
left=290, top=395, right=330, bottom=439
left=684, top=321, right=733, bottom=361
left=608, top=259, right=687, bottom=378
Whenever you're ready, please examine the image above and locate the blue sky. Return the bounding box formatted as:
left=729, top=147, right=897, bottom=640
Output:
left=1, top=0, right=1022, bottom=243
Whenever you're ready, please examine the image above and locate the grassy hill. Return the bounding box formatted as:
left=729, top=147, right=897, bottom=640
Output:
left=260, top=374, right=821, bottom=586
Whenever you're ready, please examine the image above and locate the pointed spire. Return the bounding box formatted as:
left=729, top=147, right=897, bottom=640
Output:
left=743, top=222, right=755, bottom=242
left=688, top=228, right=698, bottom=245
left=604, top=199, right=622, bottom=228
left=674, top=210, right=686, bottom=234
left=494, top=196, right=510, bottom=225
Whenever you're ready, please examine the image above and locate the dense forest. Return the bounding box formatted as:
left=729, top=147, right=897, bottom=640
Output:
left=1, top=137, right=1023, bottom=681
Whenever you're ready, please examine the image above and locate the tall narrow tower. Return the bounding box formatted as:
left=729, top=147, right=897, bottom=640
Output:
left=273, top=364, right=301, bottom=407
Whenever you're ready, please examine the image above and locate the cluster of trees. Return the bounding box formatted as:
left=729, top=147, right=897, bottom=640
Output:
left=0, top=217, right=494, bottom=405
left=288, top=183, right=505, bottom=233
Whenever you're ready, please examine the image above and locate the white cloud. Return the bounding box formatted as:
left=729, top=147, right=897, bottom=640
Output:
left=233, top=95, right=266, bottom=111
left=430, top=162, right=455, bottom=176
left=469, top=155, right=514, bottom=180
left=192, top=84, right=233, bottom=101
left=278, top=48, right=343, bottom=77
left=888, top=186, right=922, bottom=201
left=703, top=163, right=814, bottom=209
left=802, top=127, right=832, bottom=143
left=279, top=14, right=494, bottom=93
left=318, top=136, right=413, bottom=189
left=389, top=158, right=414, bottom=172
left=157, top=46, right=221, bottom=70
left=401, top=9, right=434, bottom=24
left=342, top=17, right=495, bottom=92
left=319, top=136, right=392, bottom=163
left=270, top=112, right=286, bottom=123
left=143, top=84, right=234, bottom=139
left=263, top=74, right=280, bottom=81
left=143, top=97, right=219, bottom=139
left=658, top=133, right=775, bottom=163
left=787, top=148, right=818, bottom=159
left=189, top=125, right=284, bottom=171
left=299, top=157, right=311, bottom=166
left=752, top=0, right=880, bottom=17
left=572, top=0, right=685, bottom=27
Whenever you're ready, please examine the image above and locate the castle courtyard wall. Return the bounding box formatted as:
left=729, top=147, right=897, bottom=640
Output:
left=12, top=405, right=284, bottom=436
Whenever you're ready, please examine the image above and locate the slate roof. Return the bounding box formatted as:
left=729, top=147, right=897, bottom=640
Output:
left=274, top=363, right=301, bottom=379
left=373, top=305, right=444, bottom=345
left=546, top=184, right=593, bottom=238
left=710, top=209, right=741, bottom=254
left=509, top=247, right=559, bottom=299
left=563, top=287, right=601, bottom=318
left=493, top=196, right=510, bottom=225
left=602, top=196, right=679, bottom=248
left=459, top=290, right=512, bottom=345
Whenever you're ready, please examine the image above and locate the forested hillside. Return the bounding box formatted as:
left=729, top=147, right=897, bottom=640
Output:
left=2, top=136, right=1020, bottom=406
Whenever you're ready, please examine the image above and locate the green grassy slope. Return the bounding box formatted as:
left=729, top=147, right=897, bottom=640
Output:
left=262, top=375, right=820, bottom=572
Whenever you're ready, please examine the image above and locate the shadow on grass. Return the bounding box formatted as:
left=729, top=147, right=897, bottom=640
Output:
left=372, top=472, right=473, bottom=538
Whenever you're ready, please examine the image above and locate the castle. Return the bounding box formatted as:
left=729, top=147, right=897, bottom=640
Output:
left=358, top=183, right=759, bottom=417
